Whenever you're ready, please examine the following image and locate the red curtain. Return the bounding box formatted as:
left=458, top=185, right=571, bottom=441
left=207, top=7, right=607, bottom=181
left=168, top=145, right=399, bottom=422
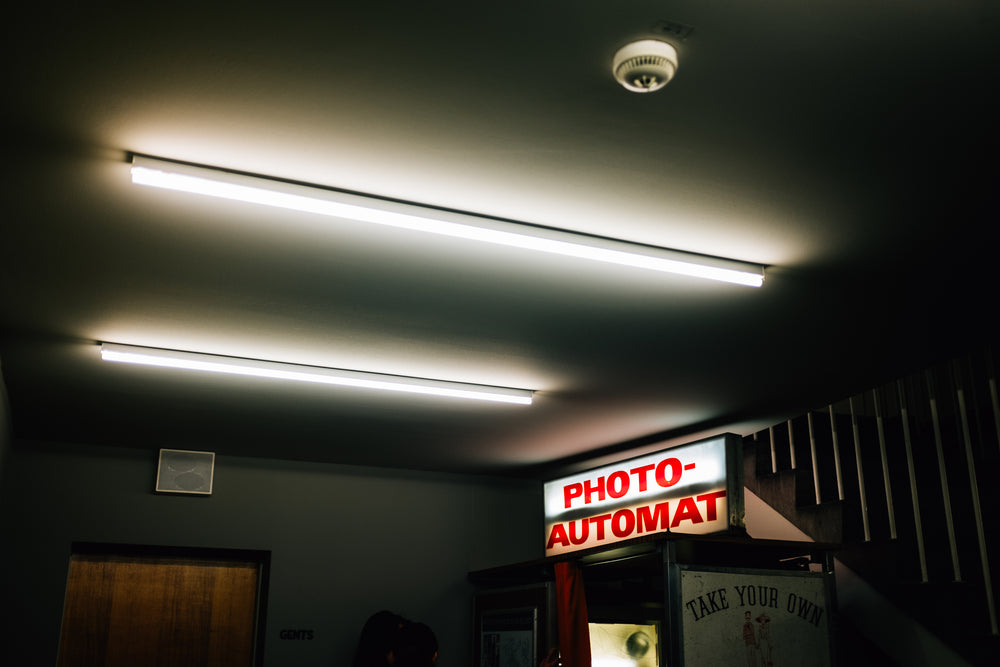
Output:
left=554, top=561, right=591, bottom=667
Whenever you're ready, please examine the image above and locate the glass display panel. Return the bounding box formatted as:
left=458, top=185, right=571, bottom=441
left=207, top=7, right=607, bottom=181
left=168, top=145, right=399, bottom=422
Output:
left=589, top=622, right=660, bottom=667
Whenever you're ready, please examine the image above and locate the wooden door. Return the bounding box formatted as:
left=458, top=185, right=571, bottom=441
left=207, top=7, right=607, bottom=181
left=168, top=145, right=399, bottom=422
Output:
left=57, top=547, right=264, bottom=667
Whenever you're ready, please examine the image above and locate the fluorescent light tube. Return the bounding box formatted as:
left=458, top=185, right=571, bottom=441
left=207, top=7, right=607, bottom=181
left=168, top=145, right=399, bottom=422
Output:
left=130, top=155, right=765, bottom=287
left=100, top=343, right=534, bottom=405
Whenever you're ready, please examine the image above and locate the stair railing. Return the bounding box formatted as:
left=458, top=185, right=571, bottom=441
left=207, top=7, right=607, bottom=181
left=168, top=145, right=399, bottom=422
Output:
left=749, top=347, right=999, bottom=639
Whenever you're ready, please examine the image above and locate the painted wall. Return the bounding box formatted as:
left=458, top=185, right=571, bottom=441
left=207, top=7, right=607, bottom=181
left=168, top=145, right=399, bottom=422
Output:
left=0, top=439, right=542, bottom=666
left=0, top=359, right=10, bottom=492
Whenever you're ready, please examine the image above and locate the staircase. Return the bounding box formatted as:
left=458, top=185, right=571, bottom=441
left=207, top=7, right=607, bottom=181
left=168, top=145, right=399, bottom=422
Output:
left=743, top=347, right=1000, bottom=667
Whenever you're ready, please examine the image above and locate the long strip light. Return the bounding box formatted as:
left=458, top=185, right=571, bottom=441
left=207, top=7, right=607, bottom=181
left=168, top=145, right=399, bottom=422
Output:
left=100, top=343, right=534, bottom=405
left=130, top=155, right=765, bottom=287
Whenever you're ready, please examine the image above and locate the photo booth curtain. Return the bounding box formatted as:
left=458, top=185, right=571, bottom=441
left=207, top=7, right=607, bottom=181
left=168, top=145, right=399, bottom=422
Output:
left=554, top=561, right=591, bottom=667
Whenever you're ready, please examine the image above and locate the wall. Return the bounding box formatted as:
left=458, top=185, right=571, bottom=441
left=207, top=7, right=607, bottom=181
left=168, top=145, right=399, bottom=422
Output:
left=744, top=488, right=812, bottom=542
left=0, top=358, right=10, bottom=492
left=0, top=439, right=542, bottom=666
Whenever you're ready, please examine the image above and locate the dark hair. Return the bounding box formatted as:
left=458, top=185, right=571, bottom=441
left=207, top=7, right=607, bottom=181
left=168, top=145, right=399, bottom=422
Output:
left=352, top=610, right=406, bottom=667
left=391, top=621, right=438, bottom=667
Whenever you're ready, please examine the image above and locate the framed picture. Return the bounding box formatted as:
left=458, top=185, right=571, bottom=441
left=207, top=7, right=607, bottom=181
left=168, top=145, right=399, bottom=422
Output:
left=676, top=565, right=832, bottom=667
left=474, top=584, right=554, bottom=667
left=155, top=449, right=215, bottom=495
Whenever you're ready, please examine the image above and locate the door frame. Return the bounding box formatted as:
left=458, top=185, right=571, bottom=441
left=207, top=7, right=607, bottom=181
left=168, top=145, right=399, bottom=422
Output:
left=62, top=541, right=270, bottom=666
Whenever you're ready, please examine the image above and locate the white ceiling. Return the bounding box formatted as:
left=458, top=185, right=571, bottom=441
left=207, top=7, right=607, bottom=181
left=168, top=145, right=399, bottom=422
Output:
left=1, top=1, right=996, bottom=476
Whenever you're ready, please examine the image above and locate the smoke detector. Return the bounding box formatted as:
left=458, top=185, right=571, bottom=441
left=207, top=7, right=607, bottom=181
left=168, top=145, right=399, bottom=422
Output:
left=612, top=39, right=679, bottom=93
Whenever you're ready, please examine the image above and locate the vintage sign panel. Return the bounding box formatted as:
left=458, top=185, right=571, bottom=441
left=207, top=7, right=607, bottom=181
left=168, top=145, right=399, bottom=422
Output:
left=543, top=434, right=743, bottom=556
left=678, top=567, right=832, bottom=666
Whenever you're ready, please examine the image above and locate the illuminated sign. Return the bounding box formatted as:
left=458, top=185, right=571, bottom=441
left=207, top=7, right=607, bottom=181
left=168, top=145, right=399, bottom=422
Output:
left=543, top=434, right=743, bottom=556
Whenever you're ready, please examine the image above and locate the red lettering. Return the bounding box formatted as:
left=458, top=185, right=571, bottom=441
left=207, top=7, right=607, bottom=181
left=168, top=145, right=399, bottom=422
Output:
left=548, top=491, right=721, bottom=552
left=568, top=519, right=590, bottom=545
left=629, top=464, right=655, bottom=492
left=655, top=457, right=683, bottom=488
left=589, top=513, right=612, bottom=540
left=611, top=509, right=636, bottom=538
left=563, top=483, right=583, bottom=509
left=584, top=477, right=605, bottom=504
left=607, top=470, right=630, bottom=498
left=636, top=501, right=671, bottom=532
left=670, top=496, right=704, bottom=527
left=546, top=523, right=569, bottom=550
left=697, top=490, right=727, bottom=521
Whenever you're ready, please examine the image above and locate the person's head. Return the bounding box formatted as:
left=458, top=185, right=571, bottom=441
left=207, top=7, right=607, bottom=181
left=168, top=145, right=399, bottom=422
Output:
left=391, top=621, right=438, bottom=667
left=353, top=610, right=406, bottom=667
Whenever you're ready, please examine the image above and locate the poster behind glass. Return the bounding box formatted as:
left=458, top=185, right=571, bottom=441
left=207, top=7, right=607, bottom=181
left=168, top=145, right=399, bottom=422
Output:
left=679, top=566, right=831, bottom=667
left=480, top=608, right=536, bottom=667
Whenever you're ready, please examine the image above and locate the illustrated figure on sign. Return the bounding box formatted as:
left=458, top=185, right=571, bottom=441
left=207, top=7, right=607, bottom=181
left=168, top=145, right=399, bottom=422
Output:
left=741, top=611, right=758, bottom=667
left=756, top=613, right=774, bottom=667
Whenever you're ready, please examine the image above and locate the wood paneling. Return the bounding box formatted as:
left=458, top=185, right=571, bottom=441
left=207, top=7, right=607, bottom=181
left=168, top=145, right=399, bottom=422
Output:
left=58, top=553, right=260, bottom=667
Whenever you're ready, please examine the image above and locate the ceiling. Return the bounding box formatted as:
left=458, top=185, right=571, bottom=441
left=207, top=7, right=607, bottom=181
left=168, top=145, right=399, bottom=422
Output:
left=1, top=1, right=996, bottom=478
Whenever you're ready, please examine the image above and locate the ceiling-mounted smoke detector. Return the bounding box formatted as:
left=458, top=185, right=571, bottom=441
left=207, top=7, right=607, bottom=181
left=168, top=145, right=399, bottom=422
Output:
left=612, top=39, right=679, bottom=93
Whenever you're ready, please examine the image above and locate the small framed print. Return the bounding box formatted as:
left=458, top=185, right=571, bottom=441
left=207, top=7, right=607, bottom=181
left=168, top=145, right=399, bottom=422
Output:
left=155, top=449, right=215, bottom=495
